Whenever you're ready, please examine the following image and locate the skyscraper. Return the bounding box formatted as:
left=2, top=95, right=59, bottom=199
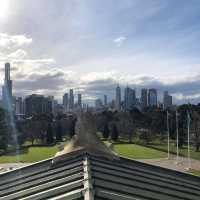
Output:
left=2, top=63, right=13, bottom=111
left=15, top=97, right=23, bottom=115
left=78, top=93, right=82, bottom=108
left=148, top=89, right=157, bottom=107
left=141, top=88, right=148, bottom=108
left=163, top=91, right=172, bottom=110
left=124, top=87, right=136, bottom=111
left=69, top=89, right=74, bottom=110
left=95, top=98, right=103, bottom=111
left=104, top=95, right=107, bottom=107
left=25, top=94, right=52, bottom=117
left=63, top=93, right=69, bottom=111
left=115, top=85, right=121, bottom=111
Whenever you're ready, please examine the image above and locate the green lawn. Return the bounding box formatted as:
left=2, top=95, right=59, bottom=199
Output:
left=113, top=143, right=167, bottom=159
left=188, top=170, right=200, bottom=177
left=0, top=145, right=59, bottom=163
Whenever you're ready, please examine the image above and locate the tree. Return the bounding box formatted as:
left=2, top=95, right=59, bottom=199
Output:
left=0, top=108, right=8, bottom=150
left=69, top=117, right=77, bottom=138
left=46, top=123, right=54, bottom=144
left=102, top=123, right=109, bottom=139
left=56, top=120, right=62, bottom=141
left=111, top=123, right=119, bottom=141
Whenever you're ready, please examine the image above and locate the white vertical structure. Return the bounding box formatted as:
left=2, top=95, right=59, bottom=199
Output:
left=187, top=111, right=191, bottom=169
left=176, top=110, right=179, bottom=163
left=167, top=110, right=170, bottom=159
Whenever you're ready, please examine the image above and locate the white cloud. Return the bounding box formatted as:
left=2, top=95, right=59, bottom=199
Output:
left=113, top=36, right=126, bottom=47
left=0, top=33, right=32, bottom=49
left=7, top=49, right=28, bottom=59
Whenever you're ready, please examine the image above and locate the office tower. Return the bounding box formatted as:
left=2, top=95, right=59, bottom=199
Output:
left=104, top=95, right=107, bottom=106
left=69, top=89, right=74, bottom=110
left=15, top=97, right=23, bottom=115
left=25, top=94, right=52, bottom=117
left=78, top=94, right=82, bottom=108
left=2, top=63, right=13, bottom=111
left=95, top=98, right=103, bottom=111
left=163, top=91, right=172, bottom=110
left=141, top=88, right=148, bottom=108
left=63, top=93, right=68, bottom=111
left=148, top=89, right=157, bottom=107
left=124, top=87, right=136, bottom=111
left=115, top=85, right=121, bottom=111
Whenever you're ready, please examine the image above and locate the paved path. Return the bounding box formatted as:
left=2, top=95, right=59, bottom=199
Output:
left=137, top=155, right=200, bottom=172
left=0, top=163, right=32, bottom=174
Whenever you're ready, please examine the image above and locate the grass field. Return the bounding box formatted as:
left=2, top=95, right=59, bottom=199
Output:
left=0, top=145, right=59, bottom=163
left=189, top=170, right=200, bottom=177
left=113, top=143, right=167, bottom=159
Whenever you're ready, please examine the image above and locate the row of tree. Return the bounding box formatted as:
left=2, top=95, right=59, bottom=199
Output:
left=1, top=104, right=200, bottom=152
left=97, top=104, right=200, bottom=151
left=0, top=110, right=77, bottom=151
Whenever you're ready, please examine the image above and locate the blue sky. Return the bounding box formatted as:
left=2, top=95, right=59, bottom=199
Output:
left=1, top=0, right=200, bottom=104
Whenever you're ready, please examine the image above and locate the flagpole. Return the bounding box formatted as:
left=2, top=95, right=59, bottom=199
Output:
left=167, top=110, right=170, bottom=159
left=176, top=110, right=179, bottom=163
left=187, top=111, right=191, bottom=170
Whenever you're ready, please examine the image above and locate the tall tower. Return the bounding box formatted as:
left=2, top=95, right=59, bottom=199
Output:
left=63, top=93, right=69, bottom=111
left=115, top=85, right=121, bottom=111
left=141, top=88, right=148, bottom=108
left=2, top=63, right=13, bottom=111
left=69, top=89, right=74, bottom=110
left=78, top=94, right=82, bottom=108
left=163, top=91, right=172, bottom=110
left=104, top=95, right=107, bottom=107
left=124, top=87, right=136, bottom=111
left=148, top=89, right=157, bottom=107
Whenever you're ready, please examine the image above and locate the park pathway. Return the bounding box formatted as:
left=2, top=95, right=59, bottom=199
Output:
left=138, top=155, right=200, bottom=172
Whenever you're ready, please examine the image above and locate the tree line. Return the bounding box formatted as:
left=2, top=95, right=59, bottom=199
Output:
left=0, top=103, right=200, bottom=152
left=0, top=108, right=77, bottom=152
left=96, top=104, right=200, bottom=152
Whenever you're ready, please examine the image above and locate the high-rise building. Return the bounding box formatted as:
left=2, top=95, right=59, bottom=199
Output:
left=63, top=93, right=68, bottom=111
left=25, top=94, right=52, bottom=117
left=2, top=63, right=13, bottom=111
left=104, top=95, right=107, bottom=107
left=78, top=94, right=82, bottom=108
left=95, top=98, right=103, bottom=111
left=115, top=85, right=121, bottom=111
left=124, top=87, right=136, bottom=111
left=141, top=88, right=148, bottom=108
left=163, top=91, right=172, bottom=110
left=148, top=89, right=157, bottom=107
left=15, top=97, right=23, bottom=115
left=69, top=89, right=74, bottom=110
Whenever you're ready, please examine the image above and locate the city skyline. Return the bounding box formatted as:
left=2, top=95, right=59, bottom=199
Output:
left=1, top=1, right=200, bottom=104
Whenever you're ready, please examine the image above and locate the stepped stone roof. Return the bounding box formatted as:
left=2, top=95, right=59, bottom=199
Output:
left=0, top=113, right=199, bottom=199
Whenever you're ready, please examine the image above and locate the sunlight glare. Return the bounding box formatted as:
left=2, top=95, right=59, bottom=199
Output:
left=0, top=0, right=9, bottom=19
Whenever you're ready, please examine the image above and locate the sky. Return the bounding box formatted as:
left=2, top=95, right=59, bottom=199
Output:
left=1, top=0, right=200, bottom=104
